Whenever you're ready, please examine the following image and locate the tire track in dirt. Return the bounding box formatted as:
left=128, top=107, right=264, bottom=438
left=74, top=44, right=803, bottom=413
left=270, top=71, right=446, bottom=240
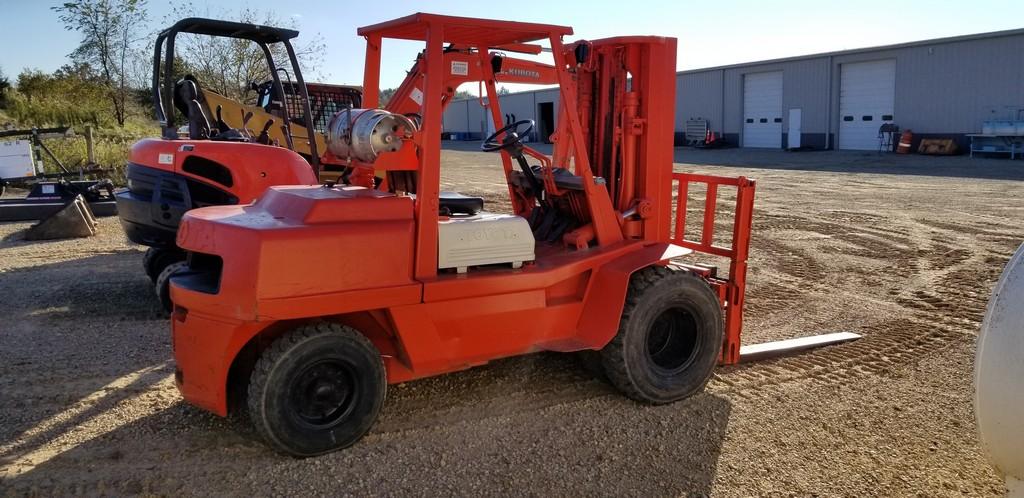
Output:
left=708, top=319, right=958, bottom=399
left=344, top=210, right=1012, bottom=436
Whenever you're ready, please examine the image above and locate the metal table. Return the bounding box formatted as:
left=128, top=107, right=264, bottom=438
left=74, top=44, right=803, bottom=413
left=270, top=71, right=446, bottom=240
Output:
left=967, top=134, right=1022, bottom=159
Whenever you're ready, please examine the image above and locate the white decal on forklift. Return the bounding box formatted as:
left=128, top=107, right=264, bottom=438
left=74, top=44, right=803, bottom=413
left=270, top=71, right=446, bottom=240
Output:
left=410, top=87, right=423, bottom=105
left=502, top=67, right=540, bottom=79
left=451, top=61, right=469, bottom=76
left=158, top=153, right=173, bottom=165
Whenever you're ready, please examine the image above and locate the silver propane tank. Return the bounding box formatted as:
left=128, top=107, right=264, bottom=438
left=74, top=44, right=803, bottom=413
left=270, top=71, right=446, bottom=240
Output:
left=325, top=108, right=417, bottom=163
left=976, top=241, right=1024, bottom=497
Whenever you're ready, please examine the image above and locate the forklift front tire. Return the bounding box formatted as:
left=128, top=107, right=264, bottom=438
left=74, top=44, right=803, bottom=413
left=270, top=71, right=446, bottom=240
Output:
left=247, top=323, right=386, bottom=457
left=155, top=261, right=188, bottom=313
left=144, top=247, right=185, bottom=284
left=600, top=266, right=724, bottom=404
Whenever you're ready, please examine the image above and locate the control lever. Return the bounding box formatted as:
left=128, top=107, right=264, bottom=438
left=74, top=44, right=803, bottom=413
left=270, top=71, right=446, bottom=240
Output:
left=509, top=142, right=545, bottom=203
left=240, top=110, right=254, bottom=139
left=257, top=118, right=275, bottom=145
left=215, top=105, right=230, bottom=134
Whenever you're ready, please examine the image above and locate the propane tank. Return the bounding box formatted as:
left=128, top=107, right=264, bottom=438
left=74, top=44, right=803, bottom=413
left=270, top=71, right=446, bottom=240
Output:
left=975, top=241, right=1024, bottom=497
left=325, top=108, right=417, bottom=163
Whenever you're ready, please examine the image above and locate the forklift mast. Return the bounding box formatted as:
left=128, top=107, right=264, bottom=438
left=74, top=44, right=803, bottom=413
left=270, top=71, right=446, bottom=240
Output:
left=356, top=15, right=679, bottom=277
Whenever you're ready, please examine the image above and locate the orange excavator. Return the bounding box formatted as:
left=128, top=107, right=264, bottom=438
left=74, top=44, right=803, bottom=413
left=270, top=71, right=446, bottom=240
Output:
left=167, top=13, right=857, bottom=457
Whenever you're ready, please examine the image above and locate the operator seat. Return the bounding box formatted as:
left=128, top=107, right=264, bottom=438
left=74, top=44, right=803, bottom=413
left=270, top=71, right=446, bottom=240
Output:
left=509, top=165, right=587, bottom=192
left=409, top=191, right=484, bottom=215
left=439, top=191, right=484, bottom=215
left=173, top=76, right=211, bottom=140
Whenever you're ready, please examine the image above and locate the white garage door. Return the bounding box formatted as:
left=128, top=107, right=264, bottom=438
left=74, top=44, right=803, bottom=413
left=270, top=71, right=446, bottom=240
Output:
left=742, top=71, right=783, bottom=148
left=839, top=60, right=896, bottom=150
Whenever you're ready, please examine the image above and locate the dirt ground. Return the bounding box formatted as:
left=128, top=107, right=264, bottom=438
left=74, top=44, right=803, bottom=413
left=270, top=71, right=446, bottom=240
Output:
left=1, top=146, right=1021, bottom=496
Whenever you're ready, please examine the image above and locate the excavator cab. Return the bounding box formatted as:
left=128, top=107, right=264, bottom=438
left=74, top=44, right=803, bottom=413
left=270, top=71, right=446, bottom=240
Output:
left=151, top=18, right=321, bottom=156
left=116, top=17, right=331, bottom=311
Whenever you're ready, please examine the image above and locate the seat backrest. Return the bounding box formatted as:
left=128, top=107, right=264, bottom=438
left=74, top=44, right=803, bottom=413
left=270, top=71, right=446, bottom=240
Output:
left=186, top=98, right=211, bottom=140
left=173, top=77, right=211, bottom=139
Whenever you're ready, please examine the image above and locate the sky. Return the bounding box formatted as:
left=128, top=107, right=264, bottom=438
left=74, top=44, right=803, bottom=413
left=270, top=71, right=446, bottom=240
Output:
left=1, top=0, right=1023, bottom=93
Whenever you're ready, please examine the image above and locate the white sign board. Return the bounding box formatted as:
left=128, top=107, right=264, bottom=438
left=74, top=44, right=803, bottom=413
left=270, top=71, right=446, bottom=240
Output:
left=0, top=140, right=36, bottom=179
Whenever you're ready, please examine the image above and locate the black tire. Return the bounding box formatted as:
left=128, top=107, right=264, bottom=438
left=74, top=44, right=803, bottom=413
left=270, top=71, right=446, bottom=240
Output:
left=155, top=261, right=188, bottom=313
left=247, top=323, right=386, bottom=457
left=600, top=266, right=724, bottom=404
left=144, top=247, right=185, bottom=284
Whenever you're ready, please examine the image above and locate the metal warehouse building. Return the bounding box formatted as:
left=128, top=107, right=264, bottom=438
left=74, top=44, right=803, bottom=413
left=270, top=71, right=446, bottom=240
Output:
left=442, top=28, right=1024, bottom=151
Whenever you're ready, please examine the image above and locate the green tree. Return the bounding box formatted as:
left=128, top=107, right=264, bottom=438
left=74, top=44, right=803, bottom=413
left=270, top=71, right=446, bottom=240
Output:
left=15, top=70, right=50, bottom=104
left=0, top=66, right=10, bottom=108
left=53, top=0, right=149, bottom=126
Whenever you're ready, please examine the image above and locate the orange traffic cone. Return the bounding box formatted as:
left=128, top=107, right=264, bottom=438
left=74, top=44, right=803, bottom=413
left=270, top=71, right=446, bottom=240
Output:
left=896, top=130, right=914, bottom=154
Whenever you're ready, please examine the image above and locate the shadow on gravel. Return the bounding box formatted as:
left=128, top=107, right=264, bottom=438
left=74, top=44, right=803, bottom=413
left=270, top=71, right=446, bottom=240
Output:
left=1, top=250, right=163, bottom=321
left=0, top=362, right=173, bottom=472
left=2, top=350, right=732, bottom=496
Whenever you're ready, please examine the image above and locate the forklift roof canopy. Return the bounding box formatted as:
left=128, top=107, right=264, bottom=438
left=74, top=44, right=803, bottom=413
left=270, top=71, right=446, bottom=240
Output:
left=357, top=12, right=572, bottom=45
left=160, top=17, right=299, bottom=44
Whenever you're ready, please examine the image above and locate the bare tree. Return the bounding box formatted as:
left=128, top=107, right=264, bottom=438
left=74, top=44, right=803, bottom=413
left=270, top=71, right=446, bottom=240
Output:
left=53, top=0, right=149, bottom=126
left=164, top=3, right=327, bottom=105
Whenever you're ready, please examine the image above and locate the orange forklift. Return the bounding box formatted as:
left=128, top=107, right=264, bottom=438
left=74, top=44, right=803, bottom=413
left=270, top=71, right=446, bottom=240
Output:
left=168, top=13, right=759, bottom=456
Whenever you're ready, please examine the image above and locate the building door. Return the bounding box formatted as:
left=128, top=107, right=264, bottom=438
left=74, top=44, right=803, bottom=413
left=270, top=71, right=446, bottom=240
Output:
left=787, top=108, right=802, bottom=149
left=537, top=102, right=555, bottom=143
left=839, top=59, right=896, bottom=150
left=742, top=71, right=783, bottom=148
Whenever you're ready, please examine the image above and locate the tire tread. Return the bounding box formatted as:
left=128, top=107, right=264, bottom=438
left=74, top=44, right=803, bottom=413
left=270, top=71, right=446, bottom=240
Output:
left=601, top=266, right=721, bottom=403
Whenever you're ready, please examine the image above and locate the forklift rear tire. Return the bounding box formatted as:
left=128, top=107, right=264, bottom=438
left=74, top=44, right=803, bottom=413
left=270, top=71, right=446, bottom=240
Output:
left=155, top=261, right=187, bottom=313
left=600, top=266, right=723, bottom=404
left=144, top=247, right=185, bottom=284
left=247, top=323, right=386, bottom=457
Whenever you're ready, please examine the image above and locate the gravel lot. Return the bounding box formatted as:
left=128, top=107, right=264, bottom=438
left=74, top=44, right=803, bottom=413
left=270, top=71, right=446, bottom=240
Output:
left=1, top=146, right=1021, bottom=496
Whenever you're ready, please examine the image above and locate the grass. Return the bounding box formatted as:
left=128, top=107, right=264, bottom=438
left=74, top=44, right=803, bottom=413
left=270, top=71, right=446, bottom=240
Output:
left=1, top=109, right=158, bottom=185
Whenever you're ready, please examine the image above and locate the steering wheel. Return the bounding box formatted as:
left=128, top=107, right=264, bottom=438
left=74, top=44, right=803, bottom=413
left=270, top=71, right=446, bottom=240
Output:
left=481, top=119, right=534, bottom=152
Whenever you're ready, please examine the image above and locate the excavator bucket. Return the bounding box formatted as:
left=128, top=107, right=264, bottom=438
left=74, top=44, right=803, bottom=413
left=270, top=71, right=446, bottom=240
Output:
left=24, top=195, right=99, bottom=241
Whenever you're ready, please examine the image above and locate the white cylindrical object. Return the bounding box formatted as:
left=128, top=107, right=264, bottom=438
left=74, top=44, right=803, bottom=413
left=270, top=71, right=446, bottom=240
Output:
left=325, top=108, right=416, bottom=163
left=975, top=241, right=1024, bottom=496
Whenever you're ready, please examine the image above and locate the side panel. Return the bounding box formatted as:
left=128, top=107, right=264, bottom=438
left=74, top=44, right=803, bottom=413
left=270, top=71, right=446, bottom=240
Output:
left=172, top=313, right=275, bottom=416
left=388, top=290, right=583, bottom=379
left=385, top=243, right=690, bottom=383
left=574, top=243, right=691, bottom=349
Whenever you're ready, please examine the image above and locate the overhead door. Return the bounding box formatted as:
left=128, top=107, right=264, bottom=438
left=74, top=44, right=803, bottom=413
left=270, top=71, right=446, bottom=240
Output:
left=839, top=59, right=896, bottom=150
left=742, top=71, right=783, bottom=148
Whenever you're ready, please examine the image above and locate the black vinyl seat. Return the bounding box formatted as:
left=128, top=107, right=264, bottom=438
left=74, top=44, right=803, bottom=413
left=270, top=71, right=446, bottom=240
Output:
left=440, top=191, right=484, bottom=215
left=409, top=191, right=485, bottom=215
left=510, top=166, right=588, bottom=192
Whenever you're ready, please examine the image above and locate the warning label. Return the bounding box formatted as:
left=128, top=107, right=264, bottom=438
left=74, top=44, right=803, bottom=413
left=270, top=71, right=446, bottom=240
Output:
left=451, top=61, right=469, bottom=76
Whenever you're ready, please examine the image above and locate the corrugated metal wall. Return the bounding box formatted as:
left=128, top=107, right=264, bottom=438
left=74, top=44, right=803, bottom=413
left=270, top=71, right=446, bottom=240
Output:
left=441, top=31, right=1024, bottom=148
left=677, top=70, right=723, bottom=130
left=831, top=36, right=1024, bottom=133
left=442, top=88, right=560, bottom=142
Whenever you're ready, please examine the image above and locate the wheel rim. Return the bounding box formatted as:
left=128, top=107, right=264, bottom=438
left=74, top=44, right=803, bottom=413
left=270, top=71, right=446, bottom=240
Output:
left=646, top=307, right=700, bottom=374
left=288, top=359, right=358, bottom=429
